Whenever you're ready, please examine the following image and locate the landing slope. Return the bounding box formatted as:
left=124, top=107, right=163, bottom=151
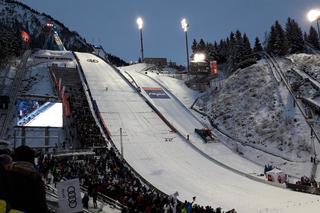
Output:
left=76, top=52, right=320, bottom=213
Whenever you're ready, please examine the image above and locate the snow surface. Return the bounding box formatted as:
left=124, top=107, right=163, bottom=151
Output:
left=121, top=64, right=316, bottom=179
left=119, top=65, right=263, bottom=175
left=76, top=52, right=320, bottom=213
left=185, top=59, right=318, bottom=179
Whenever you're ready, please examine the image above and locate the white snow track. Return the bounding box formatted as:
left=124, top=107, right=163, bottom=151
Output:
left=75, top=52, right=320, bottom=213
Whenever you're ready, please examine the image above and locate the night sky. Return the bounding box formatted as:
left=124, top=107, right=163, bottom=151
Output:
left=23, top=0, right=320, bottom=65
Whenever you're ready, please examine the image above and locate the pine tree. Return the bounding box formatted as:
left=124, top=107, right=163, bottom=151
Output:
left=307, top=26, right=320, bottom=49
left=242, top=33, right=252, bottom=56
left=191, top=39, right=198, bottom=53
left=206, top=42, right=215, bottom=60
left=227, top=32, right=237, bottom=72
left=267, top=25, right=276, bottom=53
left=267, top=20, right=288, bottom=55
left=253, top=37, right=263, bottom=60
left=218, top=39, right=228, bottom=63
left=197, top=38, right=206, bottom=52
left=253, top=37, right=263, bottom=53
left=237, top=32, right=256, bottom=69
left=234, top=30, right=244, bottom=65
left=285, top=17, right=304, bottom=53
left=304, top=32, right=308, bottom=42
left=0, top=23, right=22, bottom=66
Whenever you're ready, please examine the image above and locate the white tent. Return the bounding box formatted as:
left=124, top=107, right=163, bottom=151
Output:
left=266, top=168, right=287, bottom=183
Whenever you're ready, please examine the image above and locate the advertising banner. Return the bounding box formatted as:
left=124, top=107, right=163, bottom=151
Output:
left=143, top=87, right=170, bottom=99
left=210, top=61, right=218, bottom=75
left=57, top=178, right=83, bottom=213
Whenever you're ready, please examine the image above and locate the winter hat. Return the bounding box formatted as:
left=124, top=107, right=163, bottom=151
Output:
left=14, top=145, right=35, bottom=164
left=0, top=154, right=12, bottom=167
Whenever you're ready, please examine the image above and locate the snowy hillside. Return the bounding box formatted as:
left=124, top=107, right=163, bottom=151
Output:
left=0, top=0, right=91, bottom=51
left=207, top=56, right=317, bottom=164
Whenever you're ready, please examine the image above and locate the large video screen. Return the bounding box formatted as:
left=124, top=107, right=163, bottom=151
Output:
left=16, top=99, right=63, bottom=127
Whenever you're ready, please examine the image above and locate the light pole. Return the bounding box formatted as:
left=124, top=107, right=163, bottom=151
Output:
left=307, top=9, right=320, bottom=41
left=181, top=18, right=190, bottom=73
left=136, top=17, right=144, bottom=62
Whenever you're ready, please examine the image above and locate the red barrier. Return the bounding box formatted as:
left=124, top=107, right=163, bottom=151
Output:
left=62, top=92, right=71, bottom=117
left=99, top=112, right=112, bottom=137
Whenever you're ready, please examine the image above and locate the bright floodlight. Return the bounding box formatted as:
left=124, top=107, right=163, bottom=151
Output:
left=307, top=9, right=320, bottom=22
left=137, top=17, right=143, bottom=29
left=181, top=18, right=188, bottom=32
left=193, top=53, right=206, bottom=62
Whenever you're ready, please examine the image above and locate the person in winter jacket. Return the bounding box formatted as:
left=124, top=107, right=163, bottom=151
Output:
left=6, top=146, right=48, bottom=213
left=82, top=193, right=89, bottom=209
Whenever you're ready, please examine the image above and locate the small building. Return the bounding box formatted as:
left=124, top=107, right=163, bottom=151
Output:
left=143, top=57, right=167, bottom=67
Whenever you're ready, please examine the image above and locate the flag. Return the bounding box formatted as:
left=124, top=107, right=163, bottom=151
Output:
left=210, top=61, right=218, bottom=75
left=21, top=31, right=30, bottom=44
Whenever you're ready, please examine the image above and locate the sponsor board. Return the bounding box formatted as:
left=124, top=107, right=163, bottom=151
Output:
left=57, top=178, right=83, bottom=213
left=143, top=87, right=170, bottom=99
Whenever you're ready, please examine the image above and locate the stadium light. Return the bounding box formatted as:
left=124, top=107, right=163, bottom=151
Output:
left=181, top=18, right=190, bottom=72
left=136, top=17, right=144, bottom=61
left=193, top=53, right=206, bottom=63
left=136, top=17, right=143, bottom=29
left=307, top=9, right=320, bottom=41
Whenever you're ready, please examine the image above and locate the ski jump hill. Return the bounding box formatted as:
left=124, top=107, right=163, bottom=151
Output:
left=71, top=52, right=320, bottom=213
left=27, top=49, right=320, bottom=213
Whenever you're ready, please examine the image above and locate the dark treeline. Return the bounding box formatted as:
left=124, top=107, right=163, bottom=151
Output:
left=192, top=17, right=319, bottom=73
left=0, top=23, right=22, bottom=66
left=107, top=53, right=129, bottom=67
left=0, top=0, right=129, bottom=67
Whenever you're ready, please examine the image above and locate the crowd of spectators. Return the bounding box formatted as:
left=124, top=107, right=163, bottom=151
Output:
left=0, top=139, right=237, bottom=212
left=67, top=86, right=105, bottom=148
left=37, top=147, right=236, bottom=213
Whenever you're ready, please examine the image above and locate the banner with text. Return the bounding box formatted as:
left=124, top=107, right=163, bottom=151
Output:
left=143, top=87, right=170, bottom=99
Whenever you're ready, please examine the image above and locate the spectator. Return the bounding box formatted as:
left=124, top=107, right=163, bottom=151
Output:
left=82, top=193, right=89, bottom=209
left=163, top=202, right=170, bottom=213
left=6, top=145, right=47, bottom=213
left=0, top=154, right=12, bottom=171
left=92, top=186, right=98, bottom=208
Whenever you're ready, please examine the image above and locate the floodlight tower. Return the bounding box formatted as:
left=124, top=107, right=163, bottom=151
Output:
left=136, top=17, right=144, bottom=62
left=181, top=18, right=190, bottom=73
